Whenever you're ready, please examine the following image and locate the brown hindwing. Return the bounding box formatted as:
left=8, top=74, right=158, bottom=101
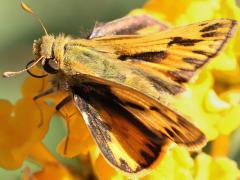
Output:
left=73, top=84, right=170, bottom=173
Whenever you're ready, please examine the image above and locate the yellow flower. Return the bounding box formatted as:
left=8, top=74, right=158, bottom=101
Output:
left=0, top=75, right=55, bottom=169
left=194, top=152, right=240, bottom=180
left=21, top=143, right=75, bottom=180
left=22, top=163, right=75, bottom=180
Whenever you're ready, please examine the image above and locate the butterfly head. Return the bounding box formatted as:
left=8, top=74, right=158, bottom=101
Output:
left=33, top=35, right=60, bottom=75
left=2, top=35, right=60, bottom=78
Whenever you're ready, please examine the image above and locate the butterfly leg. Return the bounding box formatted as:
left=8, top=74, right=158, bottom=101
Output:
left=33, top=86, right=59, bottom=101
left=55, top=95, right=72, bottom=111
left=34, top=85, right=74, bottom=155
left=33, top=87, right=59, bottom=127
left=55, top=95, right=74, bottom=155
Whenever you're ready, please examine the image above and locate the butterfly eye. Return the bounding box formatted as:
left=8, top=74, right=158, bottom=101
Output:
left=42, top=58, right=59, bottom=74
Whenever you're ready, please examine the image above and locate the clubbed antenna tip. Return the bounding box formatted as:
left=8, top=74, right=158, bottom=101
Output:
left=20, top=1, right=48, bottom=35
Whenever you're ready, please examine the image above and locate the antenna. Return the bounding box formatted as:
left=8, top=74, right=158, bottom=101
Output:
left=3, top=56, right=44, bottom=78
left=20, top=1, right=48, bottom=35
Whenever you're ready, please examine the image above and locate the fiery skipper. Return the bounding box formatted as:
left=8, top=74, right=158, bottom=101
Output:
left=3, top=2, right=237, bottom=175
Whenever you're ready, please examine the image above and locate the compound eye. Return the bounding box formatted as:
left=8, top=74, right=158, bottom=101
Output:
left=42, top=58, right=59, bottom=74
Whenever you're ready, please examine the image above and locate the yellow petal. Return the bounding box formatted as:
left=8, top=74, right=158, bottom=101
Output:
left=211, top=135, right=229, bottom=157
left=194, top=153, right=212, bottom=180
left=93, top=154, right=117, bottom=180
left=204, top=90, right=230, bottom=113
left=209, top=157, right=240, bottom=180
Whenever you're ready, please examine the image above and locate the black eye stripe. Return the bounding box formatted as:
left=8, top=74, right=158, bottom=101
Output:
left=26, top=60, right=48, bottom=78
left=43, top=58, right=59, bottom=74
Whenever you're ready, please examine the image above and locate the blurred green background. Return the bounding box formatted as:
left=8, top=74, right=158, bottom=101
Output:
left=0, top=0, right=146, bottom=102
left=1, top=0, right=240, bottom=179
left=0, top=0, right=146, bottom=179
